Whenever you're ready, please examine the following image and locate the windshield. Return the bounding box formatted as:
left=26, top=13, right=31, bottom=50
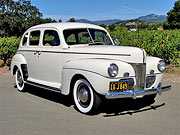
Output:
left=63, top=28, right=113, bottom=45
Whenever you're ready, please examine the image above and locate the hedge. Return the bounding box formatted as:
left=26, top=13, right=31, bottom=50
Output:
left=108, top=26, right=180, bottom=65
left=0, top=36, right=20, bottom=66
left=0, top=28, right=179, bottom=66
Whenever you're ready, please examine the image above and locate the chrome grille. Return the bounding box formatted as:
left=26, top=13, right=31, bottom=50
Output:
left=131, top=63, right=146, bottom=90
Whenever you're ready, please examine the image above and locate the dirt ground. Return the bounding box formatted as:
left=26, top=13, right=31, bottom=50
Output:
left=0, top=66, right=180, bottom=82
left=0, top=66, right=10, bottom=77
left=163, top=72, right=180, bottom=83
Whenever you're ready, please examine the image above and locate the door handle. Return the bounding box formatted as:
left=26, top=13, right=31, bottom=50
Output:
left=34, top=51, right=38, bottom=55
left=34, top=51, right=41, bottom=55
left=37, top=51, right=41, bottom=55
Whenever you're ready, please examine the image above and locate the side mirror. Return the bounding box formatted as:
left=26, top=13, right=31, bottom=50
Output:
left=113, top=38, right=120, bottom=45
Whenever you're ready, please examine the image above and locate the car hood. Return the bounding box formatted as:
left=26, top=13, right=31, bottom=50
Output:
left=65, top=45, right=146, bottom=63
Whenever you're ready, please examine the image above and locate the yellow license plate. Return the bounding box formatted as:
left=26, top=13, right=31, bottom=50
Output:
left=109, top=81, right=128, bottom=91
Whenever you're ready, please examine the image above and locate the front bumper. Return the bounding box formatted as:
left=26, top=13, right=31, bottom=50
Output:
left=105, top=85, right=171, bottom=99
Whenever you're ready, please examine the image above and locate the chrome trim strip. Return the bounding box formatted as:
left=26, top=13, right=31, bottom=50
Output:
left=63, top=67, right=135, bottom=79
left=146, top=73, right=162, bottom=76
left=18, top=50, right=131, bottom=56
left=140, top=48, right=146, bottom=63
left=105, top=85, right=171, bottom=99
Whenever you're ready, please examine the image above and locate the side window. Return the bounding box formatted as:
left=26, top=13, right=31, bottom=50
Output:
left=22, top=33, right=28, bottom=46
left=43, top=30, right=60, bottom=46
left=78, top=32, right=91, bottom=44
left=64, top=29, right=90, bottom=45
left=29, top=31, right=40, bottom=46
left=66, top=34, right=76, bottom=45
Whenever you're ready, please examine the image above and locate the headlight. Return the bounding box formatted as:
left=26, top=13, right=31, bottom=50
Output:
left=108, top=63, right=119, bottom=77
left=158, top=60, right=165, bottom=72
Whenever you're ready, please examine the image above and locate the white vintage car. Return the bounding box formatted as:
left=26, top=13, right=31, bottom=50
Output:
left=11, top=23, right=171, bottom=114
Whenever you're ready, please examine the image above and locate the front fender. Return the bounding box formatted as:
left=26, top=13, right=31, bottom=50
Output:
left=146, top=56, right=164, bottom=88
left=61, top=59, right=135, bottom=95
left=146, top=56, right=163, bottom=74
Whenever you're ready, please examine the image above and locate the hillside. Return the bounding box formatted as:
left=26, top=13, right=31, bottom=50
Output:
left=75, top=14, right=167, bottom=25
left=137, top=14, right=167, bottom=22
left=76, top=19, right=121, bottom=25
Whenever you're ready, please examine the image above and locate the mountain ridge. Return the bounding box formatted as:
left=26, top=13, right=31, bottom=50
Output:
left=137, top=14, right=167, bottom=22
left=76, top=19, right=122, bottom=25
left=75, top=14, right=167, bottom=25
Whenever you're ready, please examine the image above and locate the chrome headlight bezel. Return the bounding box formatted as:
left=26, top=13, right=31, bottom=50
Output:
left=157, top=60, right=165, bottom=72
left=108, top=63, right=119, bottom=77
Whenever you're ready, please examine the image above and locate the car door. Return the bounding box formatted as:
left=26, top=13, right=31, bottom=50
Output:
left=37, top=28, right=62, bottom=89
left=23, top=30, right=41, bottom=81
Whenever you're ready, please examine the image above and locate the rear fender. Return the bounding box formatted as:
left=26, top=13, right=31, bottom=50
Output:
left=11, top=53, right=27, bottom=77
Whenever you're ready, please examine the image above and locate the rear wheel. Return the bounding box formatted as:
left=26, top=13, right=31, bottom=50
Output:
left=15, top=68, right=25, bottom=92
left=73, top=79, right=101, bottom=114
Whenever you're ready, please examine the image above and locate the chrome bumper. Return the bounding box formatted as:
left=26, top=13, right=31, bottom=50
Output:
left=105, top=85, right=171, bottom=99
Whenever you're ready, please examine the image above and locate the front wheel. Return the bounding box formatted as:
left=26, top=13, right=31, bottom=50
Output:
left=73, top=79, right=101, bottom=114
left=15, top=68, right=25, bottom=92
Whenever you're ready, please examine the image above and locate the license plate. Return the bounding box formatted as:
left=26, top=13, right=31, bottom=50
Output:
left=109, top=81, right=128, bottom=92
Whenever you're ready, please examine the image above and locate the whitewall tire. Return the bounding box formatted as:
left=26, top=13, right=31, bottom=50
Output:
left=73, top=79, right=101, bottom=114
left=15, top=69, right=25, bottom=92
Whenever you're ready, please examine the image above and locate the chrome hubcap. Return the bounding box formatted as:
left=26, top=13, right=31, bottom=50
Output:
left=77, top=84, right=91, bottom=108
left=17, top=71, right=23, bottom=87
left=79, top=89, right=89, bottom=103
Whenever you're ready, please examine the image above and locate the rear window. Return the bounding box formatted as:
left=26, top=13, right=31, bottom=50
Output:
left=43, top=30, right=60, bottom=46
left=29, top=31, right=40, bottom=46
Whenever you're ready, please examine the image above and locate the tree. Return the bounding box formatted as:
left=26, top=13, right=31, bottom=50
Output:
left=0, top=0, right=42, bottom=37
left=166, top=0, right=180, bottom=29
left=40, top=18, right=57, bottom=24
left=58, top=19, right=62, bottom=23
left=67, top=18, right=75, bottom=22
left=108, top=24, right=116, bottom=31
left=99, top=24, right=106, bottom=28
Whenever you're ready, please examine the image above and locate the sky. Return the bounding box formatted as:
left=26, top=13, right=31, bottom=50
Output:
left=29, top=0, right=177, bottom=21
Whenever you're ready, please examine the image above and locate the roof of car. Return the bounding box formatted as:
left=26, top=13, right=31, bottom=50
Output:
left=29, top=22, right=105, bottom=31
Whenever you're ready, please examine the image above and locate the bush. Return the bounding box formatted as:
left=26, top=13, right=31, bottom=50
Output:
left=108, top=26, right=180, bottom=65
left=0, top=36, right=20, bottom=66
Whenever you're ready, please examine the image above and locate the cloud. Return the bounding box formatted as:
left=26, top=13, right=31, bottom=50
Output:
left=117, top=6, right=141, bottom=13
left=114, top=5, right=166, bottom=20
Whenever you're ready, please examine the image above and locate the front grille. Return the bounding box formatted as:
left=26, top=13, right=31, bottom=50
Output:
left=131, top=63, right=146, bottom=90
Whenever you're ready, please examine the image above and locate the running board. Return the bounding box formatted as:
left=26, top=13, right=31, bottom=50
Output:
left=26, top=80, right=61, bottom=93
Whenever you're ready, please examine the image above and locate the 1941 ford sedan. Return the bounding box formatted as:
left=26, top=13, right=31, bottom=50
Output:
left=11, top=23, right=171, bottom=114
